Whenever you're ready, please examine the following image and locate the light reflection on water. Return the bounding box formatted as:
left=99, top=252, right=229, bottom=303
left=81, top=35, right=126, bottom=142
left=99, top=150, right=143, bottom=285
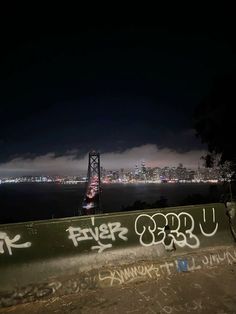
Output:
left=0, top=182, right=222, bottom=223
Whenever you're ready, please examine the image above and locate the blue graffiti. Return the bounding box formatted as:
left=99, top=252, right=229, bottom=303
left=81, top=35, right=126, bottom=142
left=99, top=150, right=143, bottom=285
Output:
left=177, top=259, right=188, bottom=272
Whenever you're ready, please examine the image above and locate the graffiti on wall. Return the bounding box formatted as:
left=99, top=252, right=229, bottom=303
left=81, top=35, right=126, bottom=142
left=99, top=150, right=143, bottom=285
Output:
left=0, top=207, right=219, bottom=256
left=135, top=208, right=218, bottom=249
left=99, top=249, right=236, bottom=286
left=199, top=207, right=218, bottom=236
left=0, top=281, right=62, bottom=307
left=0, top=232, right=31, bottom=255
left=99, top=264, right=161, bottom=285
left=66, top=217, right=128, bottom=253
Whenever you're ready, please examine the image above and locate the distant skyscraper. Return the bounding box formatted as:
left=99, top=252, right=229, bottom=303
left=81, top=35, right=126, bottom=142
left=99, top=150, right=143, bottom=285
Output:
left=134, top=164, right=139, bottom=176
left=141, top=161, right=147, bottom=180
left=141, top=161, right=146, bottom=173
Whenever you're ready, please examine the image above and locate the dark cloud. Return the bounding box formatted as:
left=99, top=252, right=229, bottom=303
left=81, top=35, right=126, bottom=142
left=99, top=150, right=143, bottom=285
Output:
left=0, top=23, right=235, bottom=165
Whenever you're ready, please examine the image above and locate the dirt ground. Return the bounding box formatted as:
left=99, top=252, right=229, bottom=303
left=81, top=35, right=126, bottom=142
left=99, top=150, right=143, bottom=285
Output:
left=1, top=259, right=236, bottom=314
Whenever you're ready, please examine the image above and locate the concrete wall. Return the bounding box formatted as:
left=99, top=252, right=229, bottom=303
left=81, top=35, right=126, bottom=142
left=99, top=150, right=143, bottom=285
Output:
left=0, top=203, right=235, bottom=306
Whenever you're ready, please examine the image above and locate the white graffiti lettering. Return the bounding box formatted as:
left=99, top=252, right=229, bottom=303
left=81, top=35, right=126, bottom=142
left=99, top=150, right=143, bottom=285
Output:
left=0, top=232, right=31, bottom=255
left=99, top=264, right=160, bottom=286
left=135, top=208, right=218, bottom=249
left=66, top=217, right=128, bottom=253
left=156, top=299, right=203, bottom=314
left=135, top=211, right=200, bottom=249
left=99, top=249, right=236, bottom=287
left=202, top=250, right=236, bottom=266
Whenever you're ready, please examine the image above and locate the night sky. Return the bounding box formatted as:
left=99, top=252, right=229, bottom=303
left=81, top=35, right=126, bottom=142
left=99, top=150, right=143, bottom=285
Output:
left=0, top=21, right=235, bottom=175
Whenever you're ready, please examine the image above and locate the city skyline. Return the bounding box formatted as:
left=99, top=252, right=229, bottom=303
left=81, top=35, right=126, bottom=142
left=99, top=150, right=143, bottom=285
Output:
left=1, top=150, right=232, bottom=184
left=0, top=161, right=228, bottom=184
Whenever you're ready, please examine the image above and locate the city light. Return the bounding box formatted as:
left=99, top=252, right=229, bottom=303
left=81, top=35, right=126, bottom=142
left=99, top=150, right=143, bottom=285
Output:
left=0, top=162, right=232, bottom=185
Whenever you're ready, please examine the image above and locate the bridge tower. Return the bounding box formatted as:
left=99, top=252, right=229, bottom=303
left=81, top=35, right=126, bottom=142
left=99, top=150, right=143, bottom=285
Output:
left=81, top=151, right=102, bottom=215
